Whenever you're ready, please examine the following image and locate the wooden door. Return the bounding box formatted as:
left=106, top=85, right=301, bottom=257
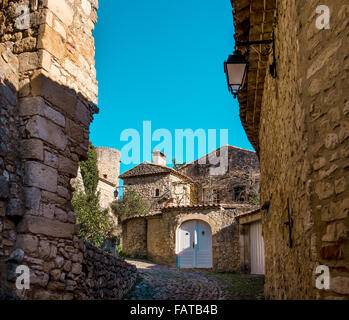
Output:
left=250, top=221, right=265, bottom=275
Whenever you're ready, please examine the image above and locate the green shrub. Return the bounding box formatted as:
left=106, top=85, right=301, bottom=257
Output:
left=111, top=190, right=149, bottom=219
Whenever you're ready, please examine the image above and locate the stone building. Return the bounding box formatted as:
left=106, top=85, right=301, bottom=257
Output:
left=120, top=148, right=260, bottom=272
left=179, top=145, right=260, bottom=206
left=71, top=146, right=121, bottom=235
left=95, top=147, right=120, bottom=210
left=230, top=0, right=349, bottom=299
left=0, top=0, right=136, bottom=300
left=121, top=150, right=193, bottom=211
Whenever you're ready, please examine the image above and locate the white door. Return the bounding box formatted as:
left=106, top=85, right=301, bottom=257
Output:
left=177, top=220, right=212, bottom=268
left=177, top=221, right=196, bottom=268
left=196, top=221, right=212, bottom=268
left=250, top=221, right=265, bottom=275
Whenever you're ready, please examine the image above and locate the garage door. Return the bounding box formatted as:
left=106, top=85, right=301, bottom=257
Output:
left=250, top=221, right=265, bottom=275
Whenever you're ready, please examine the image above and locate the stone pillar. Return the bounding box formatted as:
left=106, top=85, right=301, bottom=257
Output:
left=1, top=0, right=99, bottom=299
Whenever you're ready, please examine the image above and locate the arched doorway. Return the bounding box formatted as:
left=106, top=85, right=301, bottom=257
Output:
left=176, top=220, right=212, bottom=269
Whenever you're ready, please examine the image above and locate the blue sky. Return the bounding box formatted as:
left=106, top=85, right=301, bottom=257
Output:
left=90, top=0, right=254, bottom=176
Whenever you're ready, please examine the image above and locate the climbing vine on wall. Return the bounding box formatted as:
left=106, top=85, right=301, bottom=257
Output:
left=72, top=142, right=115, bottom=247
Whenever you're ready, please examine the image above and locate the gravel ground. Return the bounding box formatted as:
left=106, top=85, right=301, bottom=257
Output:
left=123, top=259, right=265, bottom=300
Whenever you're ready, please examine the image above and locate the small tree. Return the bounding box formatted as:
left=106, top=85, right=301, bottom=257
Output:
left=72, top=142, right=115, bottom=247
left=111, top=190, right=149, bottom=220
left=172, top=158, right=186, bottom=170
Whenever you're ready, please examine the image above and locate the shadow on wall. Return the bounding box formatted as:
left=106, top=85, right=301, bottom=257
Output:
left=0, top=72, right=136, bottom=300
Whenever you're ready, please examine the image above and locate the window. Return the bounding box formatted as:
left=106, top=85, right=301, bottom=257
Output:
left=233, top=186, right=245, bottom=202
left=203, top=188, right=220, bottom=203
left=212, top=189, right=220, bottom=204
left=254, top=182, right=260, bottom=193
left=155, top=188, right=160, bottom=197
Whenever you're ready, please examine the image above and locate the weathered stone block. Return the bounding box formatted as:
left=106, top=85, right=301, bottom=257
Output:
left=18, top=52, right=40, bottom=73
left=33, top=290, right=61, bottom=300
left=45, top=108, right=65, bottom=129
left=47, top=281, right=65, bottom=291
left=71, top=263, right=82, bottom=275
left=58, top=156, right=78, bottom=177
left=50, top=269, right=61, bottom=281
left=0, top=176, right=9, bottom=199
left=331, top=277, right=349, bottom=295
left=66, top=119, right=84, bottom=143
left=39, top=240, right=51, bottom=259
left=306, top=40, right=342, bottom=79
left=81, top=0, right=92, bottom=15
left=17, top=216, right=75, bottom=239
left=19, top=96, right=44, bottom=117
left=25, top=116, right=67, bottom=151
left=55, top=256, right=64, bottom=268
left=75, top=100, right=91, bottom=127
left=335, top=177, right=347, bottom=195
left=37, top=24, right=65, bottom=61
left=315, top=181, right=334, bottom=200
left=13, top=37, right=37, bottom=55
left=30, top=73, right=77, bottom=118
left=6, top=198, right=24, bottom=217
left=53, top=19, right=66, bottom=40
left=16, top=234, right=39, bottom=255
left=55, top=207, right=67, bottom=223
left=57, top=186, right=69, bottom=199
left=320, top=245, right=343, bottom=260
left=46, top=0, right=74, bottom=26
left=44, top=151, right=58, bottom=168
left=41, top=203, right=55, bottom=219
left=67, top=211, right=76, bottom=224
left=24, top=161, right=58, bottom=193
left=0, top=84, right=16, bottom=106
left=63, top=260, right=72, bottom=272
left=30, top=270, right=49, bottom=288
left=322, top=223, right=348, bottom=242
left=21, top=139, right=44, bottom=161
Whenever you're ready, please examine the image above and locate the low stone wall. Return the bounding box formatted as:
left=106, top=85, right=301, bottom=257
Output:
left=81, top=243, right=137, bottom=300
left=123, top=207, right=242, bottom=272
left=2, top=235, right=137, bottom=300
left=122, top=217, right=147, bottom=258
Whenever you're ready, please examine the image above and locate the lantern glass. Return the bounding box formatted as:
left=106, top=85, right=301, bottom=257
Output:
left=224, top=53, right=248, bottom=94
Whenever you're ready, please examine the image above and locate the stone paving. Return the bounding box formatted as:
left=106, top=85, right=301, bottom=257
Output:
left=123, top=259, right=265, bottom=300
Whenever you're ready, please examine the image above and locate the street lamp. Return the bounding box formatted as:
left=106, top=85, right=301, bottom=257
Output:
left=224, top=51, right=248, bottom=98
left=224, top=34, right=277, bottom=98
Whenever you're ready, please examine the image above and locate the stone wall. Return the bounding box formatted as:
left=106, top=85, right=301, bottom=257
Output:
left=0, top=0, right=137, bottom=300
left=123, top=174, right=191, bottom=212
left=0, top=42, right=22, bottom=293
left=121, top=217, right=147, bottom=258
left=179, top=146, right=260, bottom=205
left=123, top=207, right=241, bottom=272
left=257, top=0, right=349, bottom=299
left=81, top=243, right=136, bottom=300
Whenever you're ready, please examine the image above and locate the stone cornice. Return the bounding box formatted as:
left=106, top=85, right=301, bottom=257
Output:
left=231, top=0, right=277, bottom=154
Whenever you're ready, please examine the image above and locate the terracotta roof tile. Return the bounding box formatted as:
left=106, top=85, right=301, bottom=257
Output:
left=120, top=161, right=194, bottom=182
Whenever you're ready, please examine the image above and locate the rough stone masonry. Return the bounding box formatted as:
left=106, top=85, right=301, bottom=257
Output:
left=0, top=0, right=136, bottom=299
left=232, top=0, right=349, bottom=299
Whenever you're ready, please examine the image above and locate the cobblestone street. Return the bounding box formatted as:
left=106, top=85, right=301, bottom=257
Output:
left=124, top=259, right=265, bottom=300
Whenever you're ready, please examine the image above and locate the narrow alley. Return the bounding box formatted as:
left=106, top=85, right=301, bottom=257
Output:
left=124, top=259, right=265, bottom=300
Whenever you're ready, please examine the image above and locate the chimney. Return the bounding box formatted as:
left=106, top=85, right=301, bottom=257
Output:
left=152, top=149, right=167, bottom=166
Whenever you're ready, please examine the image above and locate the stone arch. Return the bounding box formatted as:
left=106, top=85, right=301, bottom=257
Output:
left=176, top=214, right=215, bottom=232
